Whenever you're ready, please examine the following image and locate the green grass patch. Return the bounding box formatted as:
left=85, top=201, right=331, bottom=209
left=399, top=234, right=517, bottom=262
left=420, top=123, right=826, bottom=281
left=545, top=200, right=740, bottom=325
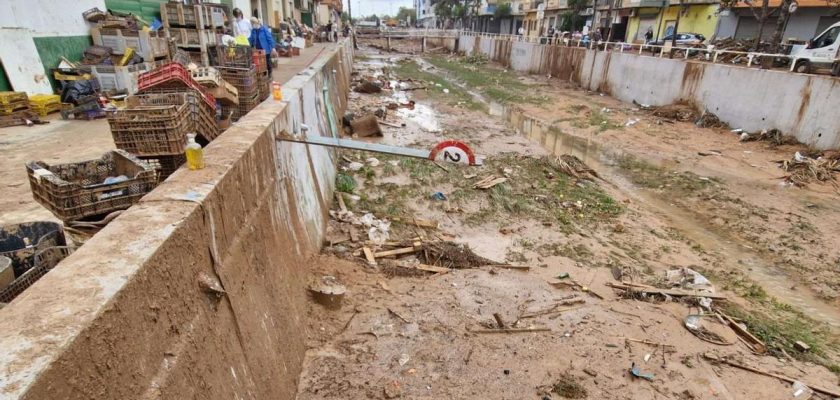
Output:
left=617, top=155, right=717, bottom=194
left=392, top=59, right=484, bottom=111
left=424, top=55, right=543, bottom=105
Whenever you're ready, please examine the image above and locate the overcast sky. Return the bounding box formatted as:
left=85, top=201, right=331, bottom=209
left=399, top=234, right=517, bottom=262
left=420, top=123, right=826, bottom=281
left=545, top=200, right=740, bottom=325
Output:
left=344, top=0, right=414, bottom=18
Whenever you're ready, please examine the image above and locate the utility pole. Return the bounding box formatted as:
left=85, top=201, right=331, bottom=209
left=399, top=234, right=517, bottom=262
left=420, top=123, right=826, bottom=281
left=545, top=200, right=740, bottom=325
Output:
left=348, top=0, right=352, bottom=21
left=670, top=0, right=682, bottom=58
left=605, top=0, right=614, bottom=42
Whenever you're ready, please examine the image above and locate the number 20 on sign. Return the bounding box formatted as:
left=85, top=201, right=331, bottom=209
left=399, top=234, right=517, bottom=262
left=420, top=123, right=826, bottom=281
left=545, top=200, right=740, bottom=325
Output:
left=428, top=140, right=483, bottom=166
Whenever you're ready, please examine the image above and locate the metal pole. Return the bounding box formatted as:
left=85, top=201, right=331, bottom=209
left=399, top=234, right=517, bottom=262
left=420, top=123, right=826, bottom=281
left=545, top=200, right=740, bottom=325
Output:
left=670, top=0, right=682, bottom=58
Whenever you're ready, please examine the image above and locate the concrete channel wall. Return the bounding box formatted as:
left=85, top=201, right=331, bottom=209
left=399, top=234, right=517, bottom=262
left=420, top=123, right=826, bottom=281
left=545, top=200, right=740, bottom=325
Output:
left=454, top=34, right=840, bottom=149
left=0, top=41, right=352, bottom=399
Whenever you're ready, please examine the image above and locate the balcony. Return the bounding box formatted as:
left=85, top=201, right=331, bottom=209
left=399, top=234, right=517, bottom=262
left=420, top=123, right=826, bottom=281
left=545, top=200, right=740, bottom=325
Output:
left=545, top=0, right=569, bottom=9
left=595, top=0, right=620, bottom=9
left=527, top=0, right=544, bottom=10
left=621, top=0, right=665, bottom=7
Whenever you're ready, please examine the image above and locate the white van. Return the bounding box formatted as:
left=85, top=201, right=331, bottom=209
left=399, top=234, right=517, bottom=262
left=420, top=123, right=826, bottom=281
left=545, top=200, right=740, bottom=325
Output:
left=790, top=21, right=840, bottom=75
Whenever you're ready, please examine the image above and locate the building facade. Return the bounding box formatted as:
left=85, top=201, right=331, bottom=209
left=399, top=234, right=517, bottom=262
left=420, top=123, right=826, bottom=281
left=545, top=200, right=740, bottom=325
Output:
left=715, top=0, right=839, bottom=42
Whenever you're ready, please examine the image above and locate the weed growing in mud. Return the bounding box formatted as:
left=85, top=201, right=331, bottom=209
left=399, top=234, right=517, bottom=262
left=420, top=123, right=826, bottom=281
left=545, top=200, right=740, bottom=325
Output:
left=336, top=173, right=357, bottom=193
left=617, top=155, right=718, bottom=194
left=392, top=59, right=484, bottom=111
left=424, top=56, right=543, bottom=105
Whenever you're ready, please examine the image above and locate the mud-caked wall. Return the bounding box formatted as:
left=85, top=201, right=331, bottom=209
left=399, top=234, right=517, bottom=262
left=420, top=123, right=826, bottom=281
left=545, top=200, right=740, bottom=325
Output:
left=458, top=33, right=840, bottom=149
left=0, top=40, right=353, bottom=399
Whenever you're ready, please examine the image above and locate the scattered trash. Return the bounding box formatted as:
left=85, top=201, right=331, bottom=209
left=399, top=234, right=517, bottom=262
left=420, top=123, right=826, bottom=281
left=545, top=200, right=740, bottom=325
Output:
left=684, top=314, right=736, bottom=345
left=197, top=272, right=226, bottom=298
left=717, top=310, right=767, bottom=354
left=740, top=128, right=799, bottom=146
left=442, top=88, right=450, bottom=94
left=695, top=111, right=728, bottom=129
left=625, top=118, right=639, bottom=127
left=665, top=268, right=714, bottom=293
left=361, top=213, right=391, bottom=244
left=347, top=162, right=364, bottom=171
left=794, top=341, right=811, bottom=352
left=778, top=151, right=840, bottom=187
left=366, top=157, right=380, bottom=167
left=420, top=241, right=497, bottom=268
left=383, top=380, right=402, bottom=399
left=630, top=362, right=654, bottom=381
left=791, top=381, right=814, bottom=399
left=430, top=191, right=448, bottom=201
left=556, top=272, right=570, bottom=279
left=309, top=276, right=346, bottom=309
left=102, top=175, right=129, bottom=184
left=398, top=353, right=410, bottom=366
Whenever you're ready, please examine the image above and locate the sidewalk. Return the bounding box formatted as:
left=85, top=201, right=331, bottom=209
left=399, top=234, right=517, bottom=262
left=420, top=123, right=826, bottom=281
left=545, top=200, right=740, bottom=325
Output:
left=273, top=42, right=338, bottom=85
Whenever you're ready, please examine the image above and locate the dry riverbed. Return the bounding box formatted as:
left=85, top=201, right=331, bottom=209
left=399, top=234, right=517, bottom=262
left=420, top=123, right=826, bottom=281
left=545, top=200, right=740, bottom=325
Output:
left=296, top=42, right=840, bottom=399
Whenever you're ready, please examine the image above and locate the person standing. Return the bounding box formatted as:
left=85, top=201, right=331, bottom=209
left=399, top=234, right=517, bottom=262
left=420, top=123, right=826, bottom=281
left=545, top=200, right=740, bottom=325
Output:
left=644, top=27, right=654, bottom=47
left=326, top=21, right=333, bottom=42
left=232, top=8, right=252, bottom=38
left=249, top=18, right=277, bottom=74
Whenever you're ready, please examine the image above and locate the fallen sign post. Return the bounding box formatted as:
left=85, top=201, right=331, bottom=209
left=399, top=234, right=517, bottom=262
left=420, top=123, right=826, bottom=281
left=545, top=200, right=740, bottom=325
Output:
left=276, top=135, right=484, bottom=166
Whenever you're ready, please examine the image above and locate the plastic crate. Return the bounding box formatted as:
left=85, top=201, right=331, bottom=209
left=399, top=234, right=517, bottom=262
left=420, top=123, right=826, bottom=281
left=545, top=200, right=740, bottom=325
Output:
left=0, top=92, right=29, bottom=105
left=77, top=63, right=155, bottom=94
left=252, top=49, right=267, bottom=73
left=0, top=246, right=72, bottom=304
left=218, top=65, right=258, bottom=99
left=168, top=28, right=217, bottom=47
left=0, top=221, right=66, bottom=278
left=91, top=28, right=168, bottom=60
left=191, top=67, right=221, bottom=87
left=137, top=63, right=215, bottom=108
left=139, top=154, right=186, bottom=182
left=211, top=45, right=253, bottom=68
left=26, top=150, right=158, bottom=222
left=108, top=92, right=217, bottom=156
left=258, top=72, right=270, bottom=101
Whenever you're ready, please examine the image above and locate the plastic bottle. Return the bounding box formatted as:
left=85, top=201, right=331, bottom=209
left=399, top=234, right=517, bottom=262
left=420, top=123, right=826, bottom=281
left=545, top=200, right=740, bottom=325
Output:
left=272, top=81, right=282, bottom=101
left=185, top=133, right=205, bottom=170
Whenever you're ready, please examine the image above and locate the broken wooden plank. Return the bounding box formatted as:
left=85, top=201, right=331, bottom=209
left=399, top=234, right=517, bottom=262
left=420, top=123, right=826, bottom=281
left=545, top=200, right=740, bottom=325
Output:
left=471, top=327, right=552, bottom=334
left=373, top=246, right=418, bottom=258
left=606, top=282, right=727, bottom=300
left=379, top=120, right=404, bottom=128
left=388, top=307, right=410, bottom=323
left=362, top=247, right=377, bottom=266
left=551, top=280, right=605, bottom=299
left=625, top=338, right=677, bottom=349
left=473, top=175, right=508, bottom=189
left=717, top=311, right=767, bottom=354
left=520, top=305, right=585, bottom=319
left=702, top=353, right=840, bottom=398
left=335, top=191, right=348, bottom=212
left=349, top=227, right=360, bottom=242
left=416, top=264, right=451, bottom=273
left=481, top=264, right=530, bottom=271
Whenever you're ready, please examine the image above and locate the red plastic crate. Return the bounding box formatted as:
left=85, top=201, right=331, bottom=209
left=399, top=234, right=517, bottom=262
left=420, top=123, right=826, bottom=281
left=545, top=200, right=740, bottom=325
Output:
left=252, top=50, right=266, bottom=73
left=137, top=63, right=216, bottom=109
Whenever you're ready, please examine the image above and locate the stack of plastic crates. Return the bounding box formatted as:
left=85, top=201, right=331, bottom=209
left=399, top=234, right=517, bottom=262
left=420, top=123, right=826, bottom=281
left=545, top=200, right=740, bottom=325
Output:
left=28, top=94, right=62, bottom=117
left=253, top=49, right=270, bottom=101
left=107, top=92, right=218, bottom=181
left=1, top=92, right=30, bottom=113
left=137, top=62, right=216, bottom=110
left=26, top=150, right=158, bottom=222
left=218, top=66, right=259, bottom=121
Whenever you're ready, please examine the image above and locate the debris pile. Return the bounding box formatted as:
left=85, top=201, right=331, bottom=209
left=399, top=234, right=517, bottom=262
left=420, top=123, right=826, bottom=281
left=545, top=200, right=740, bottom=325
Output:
left=739, top=128, right=799, bottom=146
left=779, top=151, right=840, bottom=187
left=695, top=111, right=728, bottom=129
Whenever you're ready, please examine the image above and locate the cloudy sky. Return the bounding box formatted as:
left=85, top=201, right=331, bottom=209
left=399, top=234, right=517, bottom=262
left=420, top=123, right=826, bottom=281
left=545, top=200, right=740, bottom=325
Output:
left=344, top=0, right=414, bottom=18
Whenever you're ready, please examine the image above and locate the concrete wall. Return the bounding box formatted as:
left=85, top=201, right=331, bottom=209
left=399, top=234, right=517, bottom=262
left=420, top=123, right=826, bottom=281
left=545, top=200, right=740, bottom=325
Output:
left=0, top=40, right=353, bottom=399
left=456, top=34, right=840, bottom=149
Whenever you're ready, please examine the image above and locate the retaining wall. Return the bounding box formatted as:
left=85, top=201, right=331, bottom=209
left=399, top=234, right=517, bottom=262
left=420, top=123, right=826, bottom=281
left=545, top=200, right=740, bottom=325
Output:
left=456, top=34, right=840, bottom=149
left=0, top=40, right=353, bottom=399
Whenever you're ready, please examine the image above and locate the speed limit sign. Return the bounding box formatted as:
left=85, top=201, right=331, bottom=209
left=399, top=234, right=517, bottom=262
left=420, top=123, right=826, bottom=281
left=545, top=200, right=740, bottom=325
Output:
left=428, top=140, right=482, bottom=166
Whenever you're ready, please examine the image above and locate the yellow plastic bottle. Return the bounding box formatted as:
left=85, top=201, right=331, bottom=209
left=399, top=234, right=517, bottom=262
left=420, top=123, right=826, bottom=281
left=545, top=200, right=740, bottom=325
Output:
left=272, top=81, right=282, bottom=101
left=185, top=133, right=205, bottom=170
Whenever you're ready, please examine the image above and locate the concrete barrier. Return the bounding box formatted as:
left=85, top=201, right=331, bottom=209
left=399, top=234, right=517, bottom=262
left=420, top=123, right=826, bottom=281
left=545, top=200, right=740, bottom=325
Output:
left=456, top=34, right=840, bottom=149
left=0, top=40, right=353, bottom=399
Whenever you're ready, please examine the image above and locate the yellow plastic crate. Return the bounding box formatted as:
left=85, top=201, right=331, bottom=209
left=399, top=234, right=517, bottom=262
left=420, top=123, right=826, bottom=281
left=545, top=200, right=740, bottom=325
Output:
left=0, top=92, right=28, bottom=105
left=29, top=94, right=60, bottom=107
left=30, top=103, right=63, bottom=117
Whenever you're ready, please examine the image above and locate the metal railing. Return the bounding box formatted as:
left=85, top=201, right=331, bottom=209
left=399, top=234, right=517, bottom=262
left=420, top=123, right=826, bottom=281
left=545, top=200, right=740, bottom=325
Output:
left=450, top=30, right=804, bottom=71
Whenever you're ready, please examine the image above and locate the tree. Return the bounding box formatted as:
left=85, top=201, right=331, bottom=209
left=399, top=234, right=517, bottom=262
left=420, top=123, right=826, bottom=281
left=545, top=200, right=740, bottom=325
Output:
left=560, top=0, right=587, bottom=33
left=396, top=6, right=416, bottom=22
left=494, top=2, right=512, bottom=18
left=719, top=0, right=779, bottom=51
left=341, top=11, right=350, bottom=22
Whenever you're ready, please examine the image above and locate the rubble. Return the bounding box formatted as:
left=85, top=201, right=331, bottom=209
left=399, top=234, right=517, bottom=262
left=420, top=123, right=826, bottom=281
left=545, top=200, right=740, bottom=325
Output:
left=779, top=151, right=840, bottom=187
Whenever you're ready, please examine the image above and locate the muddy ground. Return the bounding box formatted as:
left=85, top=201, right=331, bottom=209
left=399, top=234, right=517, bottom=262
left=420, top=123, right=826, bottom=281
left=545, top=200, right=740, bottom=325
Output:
left=296, top=41, right=840, bottom=399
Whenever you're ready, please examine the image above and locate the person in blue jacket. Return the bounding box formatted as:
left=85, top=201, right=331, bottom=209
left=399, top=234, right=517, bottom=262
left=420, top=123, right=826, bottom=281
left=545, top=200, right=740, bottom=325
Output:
left=249, top=17, right=277, bottom=74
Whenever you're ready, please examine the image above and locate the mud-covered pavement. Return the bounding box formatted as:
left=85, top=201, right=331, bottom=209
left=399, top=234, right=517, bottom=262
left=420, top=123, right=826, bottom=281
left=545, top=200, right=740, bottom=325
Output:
left=295, top=40, right=840, bottom=399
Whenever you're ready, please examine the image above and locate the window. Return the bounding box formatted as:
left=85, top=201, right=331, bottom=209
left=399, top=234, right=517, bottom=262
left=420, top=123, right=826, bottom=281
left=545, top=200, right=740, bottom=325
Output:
left=814, top=26, right=840, bottom=48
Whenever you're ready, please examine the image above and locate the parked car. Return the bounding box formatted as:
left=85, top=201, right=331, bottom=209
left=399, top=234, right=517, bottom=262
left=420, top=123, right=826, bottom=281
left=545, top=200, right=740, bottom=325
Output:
left=652, top=33, right=706, bottom=46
